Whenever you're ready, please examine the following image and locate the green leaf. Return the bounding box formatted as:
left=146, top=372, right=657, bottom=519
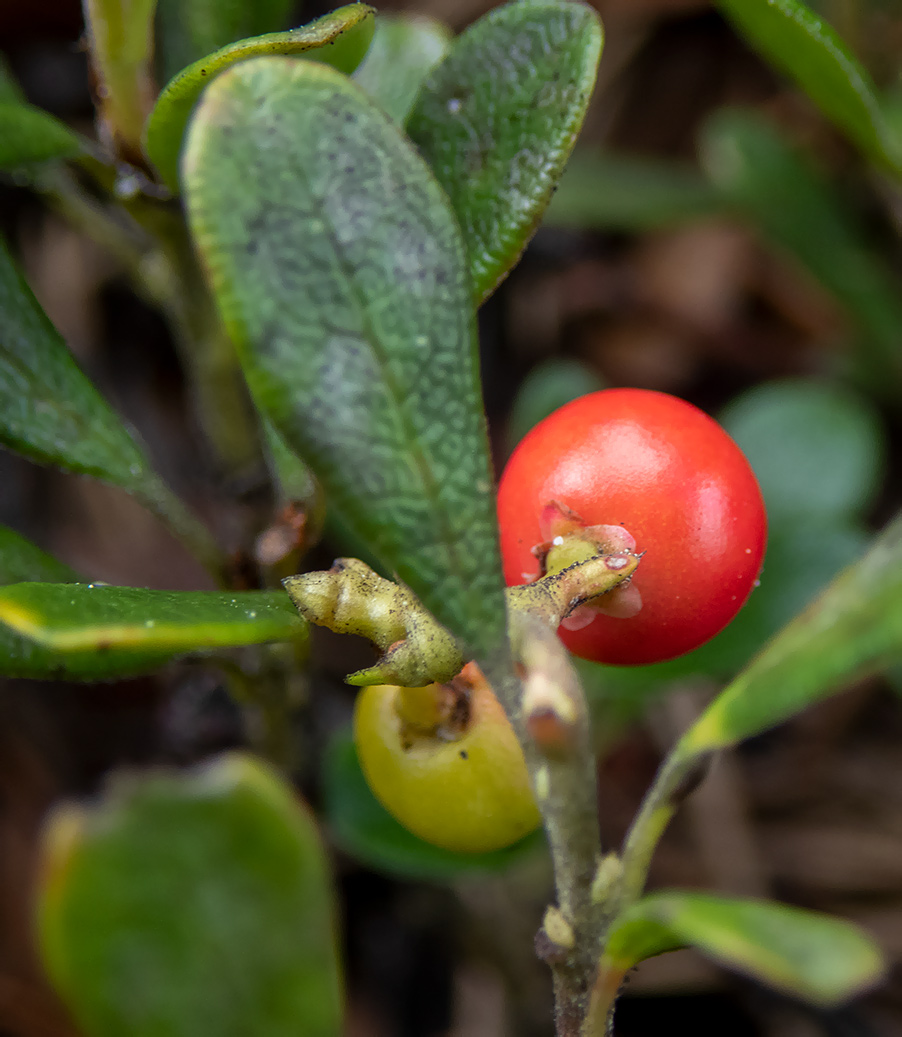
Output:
left=407, top=0, right=603, bottom=304
left=0, top=526, right=79, bottom=584
left=154, top=0, right=296, bottom=84
left=184, top=59, right=509, bottom=667
left=700, top=109, right=902, bottom=384
left=545, top=150, right=723, bottom=231
left=39, top=753, right=342, bottom=1037
left=324, top=732, right=544, bottom=880
left=720, top=379, right=885, bottom=523
left=144, top=4, right=376, bottom=192
left=0, top=234, right=216, bottom=566
left=682, top=511, right=902, bottom=754
left=83, top=0, right=157, bottom=157
left=715, top=0, right=900, bottom=171
left=0, top=101, right=83, bottom=169
left=353, top=13, right=451, bottom=125
left=0, top=583, right=304, bottom=680
left=604, top=891, right=884, bottom=1006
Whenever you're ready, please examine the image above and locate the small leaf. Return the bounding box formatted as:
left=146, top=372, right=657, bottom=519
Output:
left=683, top=511, right=902, bottom=753
left=506, top=358, right=605, bottom=451
left=323, top=732, right=544, bottom=880
left=0, top=583, right=304, bottom=680
left=83, top=0, right=157, bottom=158
left=0, top=101, right=84, bottom=169
left=604, top=892, right=884, bottom=1006
left=720, top=379, right=885, bottom=523
left=353, top=13, right=451, bottom=124
left=407, top=0, right=603, bottom=304
left=0, top=526, right=79, bottom=585
left=715, top=0, right=900, bottom=171
left=700, top=109, right=902, bottom=383
left=38, top=753, right=343, bottom=1037
left=184, top=59, right=509, bottom=667
left=0, top=235, right=216, bottom=566
left=546, top=150, right=723, bottom=231
left=144, top=3, right=376, bottom=191
left=154, top=0, right=297, bottom=84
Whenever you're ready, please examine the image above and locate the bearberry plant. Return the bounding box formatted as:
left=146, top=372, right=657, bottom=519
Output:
left=0, top=0, right=900, bottom=1034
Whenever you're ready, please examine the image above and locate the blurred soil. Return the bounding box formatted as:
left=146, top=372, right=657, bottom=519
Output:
left=1, top=1, right=902, bottom=1035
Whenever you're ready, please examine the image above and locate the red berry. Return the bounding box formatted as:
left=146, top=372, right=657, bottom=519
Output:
left=497, top=389, right=767, bottom=665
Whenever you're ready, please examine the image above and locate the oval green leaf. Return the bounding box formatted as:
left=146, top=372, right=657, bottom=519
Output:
left=353, top=13, right=451, bottom=125
left=38, top=752, right=342, bottom=1037
left=0, top=582, right=304, bottom=680
left=604, top=891, right=884, bottom=1006
left=0, top=234, right=218, bottom=567
left=324, top=732, right=544, bottom=881
left=506, top=358, right=605, bottom=451
left=682, top=511, right=902, bottom=754
left=144, top=3, right=376, bottom=191
left=154, top=0, right=296, bottom=84
left=0, top=100, right=83, bottom=169
left=715, top=0, right=901, bottom=171
left=700, top=109, right=902, bottom=384
left=407, top=0, right=603, bottom=304
left=183, top=58, right=509, bottom=667
left=720, top=379, right=885, bottom=523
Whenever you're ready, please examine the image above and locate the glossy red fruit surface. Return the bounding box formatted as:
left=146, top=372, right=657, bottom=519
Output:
left=497, top=389, right=767, bottom=665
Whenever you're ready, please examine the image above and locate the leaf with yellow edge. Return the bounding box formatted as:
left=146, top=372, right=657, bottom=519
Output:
left=0, top=582, right=304, bottom=680
left=144, top=2, right=376, bottom=191
left=603, top=892, right=884, bottom=1007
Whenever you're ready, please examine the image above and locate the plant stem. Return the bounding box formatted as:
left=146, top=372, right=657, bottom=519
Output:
left=492, top=613, right=607, bottom=1035
left=618, top=746, right=709, bottom=910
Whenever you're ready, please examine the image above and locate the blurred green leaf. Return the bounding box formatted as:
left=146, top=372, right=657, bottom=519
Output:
left=720, top=379, right=885, bottom=522
left=39, top=753, right=342, bottom=1037
left=154, top=0, right=296, bottom=83
left=0, top=526, right=79, bottom=585
left=716, top=0, right=900, bottom=171
left=506, top=358, right=604, bottom=451
left=408, top=0, right=603, bottom=304
left=682, top=510, right=902, bottom=753
left=0, top=583, right=304, bottom=680
left=184, top=59, right=509, bottom=667
left=145, top=3, right=376, bottom=192
left=353, top=13, right=451, bottom=124
left=546, top=150, right=723, bottom=231
left=0, top=234, right=216, bottom=566
left=0, top=101, right=83, bottom=169
left=324, top=732, right=544, bottom=880
left=604, top=892, right=884, bottom=1006
left=83, top=0, right=156, bottom=157
left=700, top=110, right=902, bottom=384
